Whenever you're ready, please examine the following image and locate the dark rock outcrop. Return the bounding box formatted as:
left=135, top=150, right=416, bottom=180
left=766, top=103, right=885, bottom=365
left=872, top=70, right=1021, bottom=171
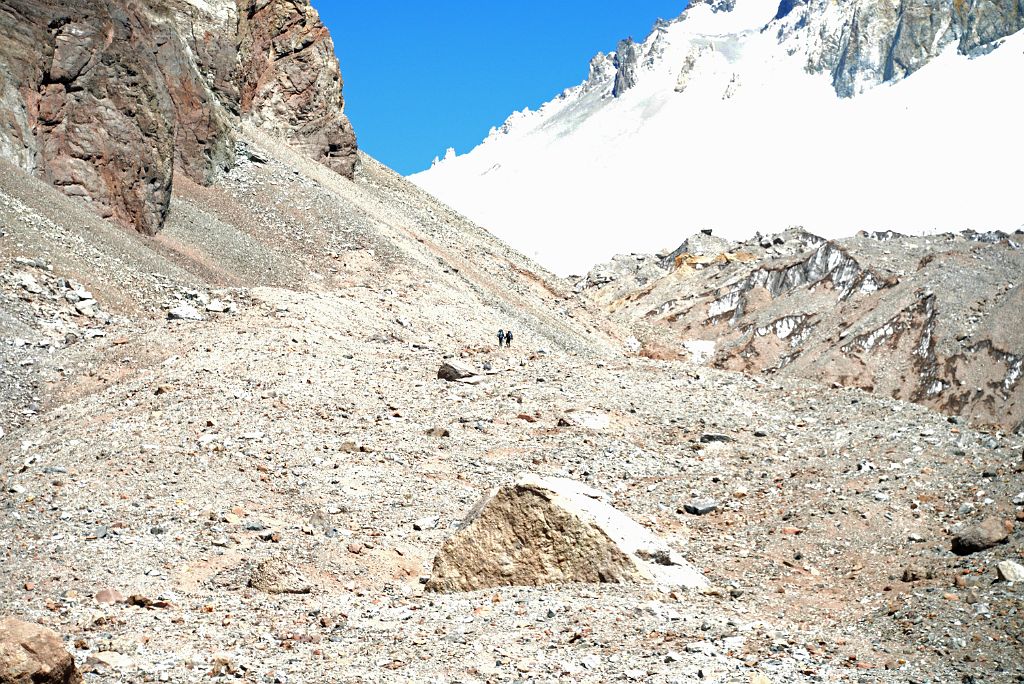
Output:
left=0, top=0, right=357, bottom=236
left=774, top=0, right=1024, bottom=97
left=612, top=38, right=641, bottom=98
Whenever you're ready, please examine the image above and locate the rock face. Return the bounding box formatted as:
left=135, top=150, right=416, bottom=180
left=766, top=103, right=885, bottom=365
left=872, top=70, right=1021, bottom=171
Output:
left=426, top=476, right=707, bottom=593
left=0, top=617, right=82, bottom=684
left=0, top=0, right=356, bottom=236
left=776, top=0, right=1024, bottom=97
left=238, top=0, right=357, bottom=179
left=611, top=39, right=641, bottom=97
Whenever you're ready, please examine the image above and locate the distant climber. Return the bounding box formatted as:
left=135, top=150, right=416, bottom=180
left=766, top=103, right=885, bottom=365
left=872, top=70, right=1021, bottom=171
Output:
left=497, top=329, right=505, bottom=348
left=505, top=330, right=513, bottom=348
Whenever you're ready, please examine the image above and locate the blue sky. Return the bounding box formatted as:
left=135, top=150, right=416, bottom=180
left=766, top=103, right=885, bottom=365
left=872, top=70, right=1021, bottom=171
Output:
left=318, top=2, right=686, bottom=175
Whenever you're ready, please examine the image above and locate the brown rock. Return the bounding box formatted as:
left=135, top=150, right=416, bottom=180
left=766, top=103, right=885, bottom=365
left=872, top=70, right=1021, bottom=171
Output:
left=0, top=2, right=178, bottom=234
left=426, top=475, right=707, bottom=593
left=952, top=517, right=1010, bottom=555
left=237, top=0, right=358, bottom=178
left=901, top=565, right=932, bottom=582
left=347, top=542, right=363, bottom=555
left=94, top=588, right=124, bottom=605
left=0, top=617, right=82, bottom=683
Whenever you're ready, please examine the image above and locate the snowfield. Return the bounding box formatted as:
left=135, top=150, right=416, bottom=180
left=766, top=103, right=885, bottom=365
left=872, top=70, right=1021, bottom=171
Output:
left=412, top=2, right=1024, bottom=276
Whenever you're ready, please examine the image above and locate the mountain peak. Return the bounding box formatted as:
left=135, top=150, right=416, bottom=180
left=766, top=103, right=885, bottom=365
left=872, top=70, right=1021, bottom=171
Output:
left=412, top=0, right=1024, bottom=276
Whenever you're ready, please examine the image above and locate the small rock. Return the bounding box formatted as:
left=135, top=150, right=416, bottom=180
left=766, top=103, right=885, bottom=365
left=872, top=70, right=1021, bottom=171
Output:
left=95, top=588, right=125, bottom=605
left=952, top=517, right=1010, bottom=555
left=699, top=433, right=734, bottom=444
left=437, top=359, right=478, bottom=381
left=996, top=560, right=1024, bottom=583
left=347, top=542, right=363, bottom=555
left=682, top=500, right=717, bottom=516
left=87, top=651, right=135, bottom=671
left=1013, top=492, right=1024, bottom=506
left=413, top=516, right=439, bottom=531
left=902, top=565, right=932, bottom=582
left=168, top=305, right=205, bottom=322
left=424, top=427, right=450, bottom=438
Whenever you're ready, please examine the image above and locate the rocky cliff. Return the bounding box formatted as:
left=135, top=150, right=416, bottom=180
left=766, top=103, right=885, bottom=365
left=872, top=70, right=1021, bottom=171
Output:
left=0, top=0, right=357, bottom=236
left=577, top=229, right=1024, bottom=433
left=775, top=0, right=1024, bottom=96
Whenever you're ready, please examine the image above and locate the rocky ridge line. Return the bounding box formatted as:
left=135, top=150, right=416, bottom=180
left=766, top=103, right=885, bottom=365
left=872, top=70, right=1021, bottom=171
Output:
left=577, top=228, right=1024, bottom=433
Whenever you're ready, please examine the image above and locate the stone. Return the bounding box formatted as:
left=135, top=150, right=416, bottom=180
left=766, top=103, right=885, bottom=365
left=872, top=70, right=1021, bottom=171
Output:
left=1013, top=492, right=1024, bottom=506
left=413, top=516, right=439, bottom=531
left=683, top=500, right=717, bottom=516
left=558, top=411, right=611, bottom=431
left=437, top=359, right=478, bottom=382
left=168, top=305, right=205, bottom=322
left=250, top=558, right=312, bottom=594
left=0, top=617, right=82, bottom=683
left=699, top=433, right=734, bottom=444
left=425, top=475, right=707, bottom=593
left=951, top=517, right=1010, bottom=555
left=94, top=588, right=125, bottom=605
left=86, top=652, right=134, bottom=671
left=901, top=565, right=931, bottom=582
left=996, top=560, right=1024, bottom=583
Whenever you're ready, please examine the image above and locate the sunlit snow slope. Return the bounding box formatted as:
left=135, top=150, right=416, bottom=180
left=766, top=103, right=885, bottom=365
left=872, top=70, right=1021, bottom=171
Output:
left=412, top=0, right=1024, bottom=276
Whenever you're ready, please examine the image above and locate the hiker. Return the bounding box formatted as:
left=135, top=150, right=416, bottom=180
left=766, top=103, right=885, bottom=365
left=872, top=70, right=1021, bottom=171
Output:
left=505, top=329, right=513, bottom=348
left=497, top=329, right=505, bottom=348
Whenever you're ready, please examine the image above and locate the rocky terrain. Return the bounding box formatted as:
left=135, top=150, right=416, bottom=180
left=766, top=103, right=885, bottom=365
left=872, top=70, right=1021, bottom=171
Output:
left=578, top=228, right=1024, bottom=435
left=1, top=1, right=1023, bottom=683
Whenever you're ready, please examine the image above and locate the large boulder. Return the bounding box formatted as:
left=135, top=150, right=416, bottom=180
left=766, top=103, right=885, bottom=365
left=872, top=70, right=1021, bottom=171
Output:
left=0, top=617, right=82, bottom=684
left=426, top=476, right=707, bottom=593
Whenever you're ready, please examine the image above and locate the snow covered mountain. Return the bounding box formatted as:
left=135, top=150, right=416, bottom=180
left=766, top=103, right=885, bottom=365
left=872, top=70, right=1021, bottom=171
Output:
left=411, top=0, right=1024, bottom=276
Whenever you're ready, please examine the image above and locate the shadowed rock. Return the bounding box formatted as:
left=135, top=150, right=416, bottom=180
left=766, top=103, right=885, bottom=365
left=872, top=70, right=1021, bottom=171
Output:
left=952, top=517, right=1010, bottom=555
